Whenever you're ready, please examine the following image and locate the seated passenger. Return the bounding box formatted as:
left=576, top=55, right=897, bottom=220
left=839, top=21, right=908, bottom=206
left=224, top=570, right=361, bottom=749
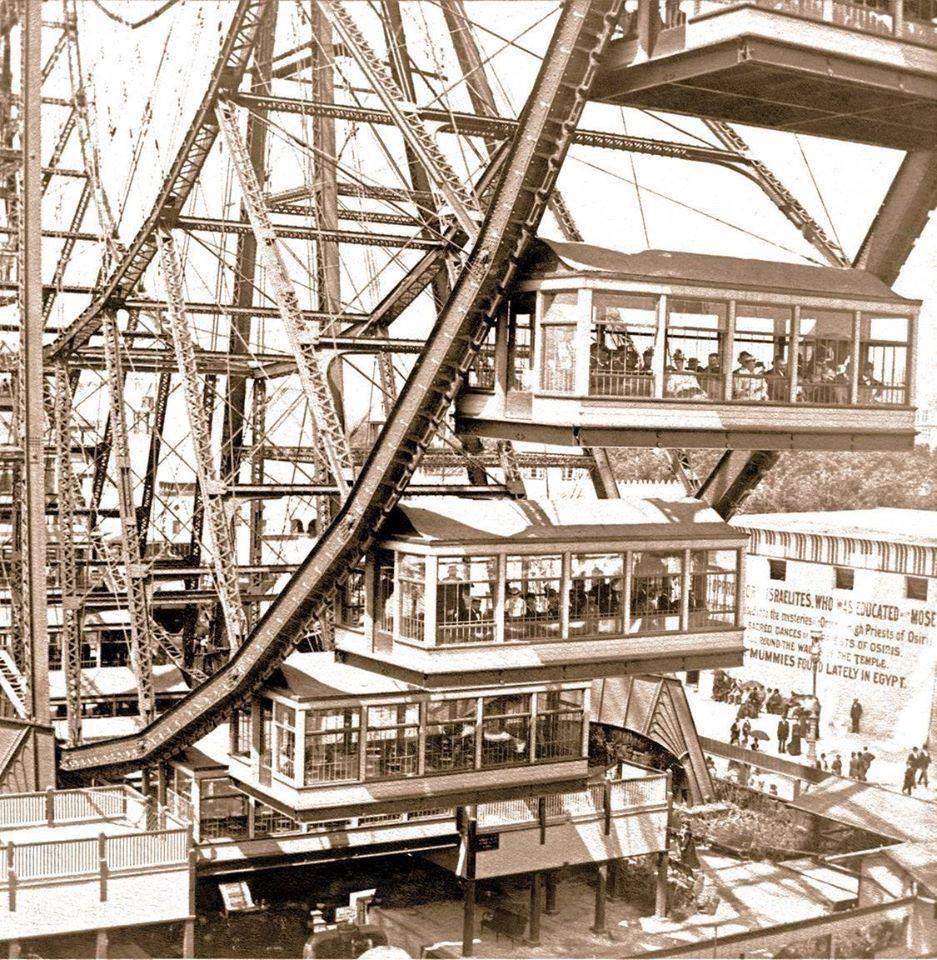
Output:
left=665, top=350, right=707, bottom=400
left=858, top=361, right=884, bottom=403
left=766, top=357, right=794, bottom=401
left=733, top=351, right=768, bottom=401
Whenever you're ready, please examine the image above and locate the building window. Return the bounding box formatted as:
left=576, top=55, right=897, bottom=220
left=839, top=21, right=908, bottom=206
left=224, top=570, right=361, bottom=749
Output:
left=768, top=559, right=787, bottom=581
left=569, top=553, right=624, bottom=637
left=798, top=308, right=852, bottom=404
left=481, top=693, right=530, bottom=768
left=436, top=556, right=497, bottom=644
left=425, top=698, right=477, bottom=773
left=689, top=550, right=737, bottom=626
left=232, top=709, right=251, bottom=756
left=254, top=801, right=298, bottom=838
left=540, top=322, right=578, bottom=393
left=835, top=567, right=855, bottom=590
left=589, top=292, right=658, bottom=398
left=398, top=554, right=425, bottom=641
left=507, top=294, right=536, bottom=390
left=338, top=568, right=365, bottom=628
left=375, top=549, right=395, bottom=637
left=665, top=299, right=726, bottom=400
left=274, top=703, right=296, bottom=780
left=365, top=703, right=420, bottom=779
left=535, top=689, right=584, bottom=761
left=258, top=700, right=273, bottom=786
left=505, top=555, right=561, bottom=640
left=304, top=708, right=360, bottom=785
left=630, top=551, right=683, bottom=632
left=907, top=577, right=928, bottom=601
left=199, top=776, right=249, bottom=841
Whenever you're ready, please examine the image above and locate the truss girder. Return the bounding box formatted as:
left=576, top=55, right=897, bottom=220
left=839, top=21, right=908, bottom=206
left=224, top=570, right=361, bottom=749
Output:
left=101, top=312, right=156, bottom=725
left=696, top=450, right=781, bottom=520
left=46, top=0, right=270, bottom=360
left=157, top=231, right=248, bottom=650
left=60, top=0, right=625, bottom=777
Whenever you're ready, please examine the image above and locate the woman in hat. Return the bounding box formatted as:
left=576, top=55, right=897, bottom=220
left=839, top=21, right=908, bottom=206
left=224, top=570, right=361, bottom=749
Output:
left=733, top=351, right=768, bottom=400
left=665, top=349, right=707, bottom=399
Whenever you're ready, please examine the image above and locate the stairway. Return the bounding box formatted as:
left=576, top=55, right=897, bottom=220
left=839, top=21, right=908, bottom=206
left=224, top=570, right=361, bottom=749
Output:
left=0, top=648, right=28, bottom=718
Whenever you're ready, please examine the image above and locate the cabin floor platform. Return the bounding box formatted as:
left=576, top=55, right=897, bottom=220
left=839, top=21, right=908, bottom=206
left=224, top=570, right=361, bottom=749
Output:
left=591, top=3, right=937, bottom=149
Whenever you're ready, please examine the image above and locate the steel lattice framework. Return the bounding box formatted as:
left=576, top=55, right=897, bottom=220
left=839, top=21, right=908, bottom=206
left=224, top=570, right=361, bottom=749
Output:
left=0, top=0, right=930, bottom=786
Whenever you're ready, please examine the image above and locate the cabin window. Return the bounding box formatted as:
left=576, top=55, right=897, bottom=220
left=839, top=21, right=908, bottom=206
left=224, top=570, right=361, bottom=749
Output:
left=860, top=315, right=908, bottom=405
left=365, top=703, right=420, bottom=779
left=665, top=299, right=726, bottom=400
left=274, top=703, right=296, bottom=780
left=338, top=568, right=365, bottom=628
left=590, top=292, right=658, bottom=398
left=505, top=555, right=562, bottom=640
left=540, top=311, right=578, bottom=394
left=174, top=769, right=193, bottom=803
left=834, top=567, right=855, bottom=590
left=630, top=551, right=683, bottom=632
left=254, top=801, right=298, bottom=837
left=425, top=698, right=477, bottom=773
left=436, top=556, right=497, bottom=644
left=468, top=322, right=497, bottom=391
left=304, top=708, right=360, bottom=785
left=375, top=550, right=395, bottom=637
left=798, top=308, right=852, bottom=404
left=688, top=550, right=738, bottom=626
left=508, top=294, right=536, bottom=390
left=535, top=689, right=584, bottom=761
left=199, top=777, right=249, bottom=841
left=481, top=693, right=531, bottom=767
left=733, top=304, right=792, bottom=401
left=398, top=554, right=425, bottom=641
left=768, top=559, right=787, bottom=581
left=569, top=553, right=624, bottom=637
left=906, top=577, right=928, bottom=601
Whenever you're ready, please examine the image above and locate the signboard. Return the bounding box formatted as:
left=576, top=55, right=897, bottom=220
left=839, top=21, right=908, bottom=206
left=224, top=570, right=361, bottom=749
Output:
left=738, top=557, right=937, bottom=744
left=476, top=832, right=500, bottom=851
left=219, top=881, right=255, bottom=914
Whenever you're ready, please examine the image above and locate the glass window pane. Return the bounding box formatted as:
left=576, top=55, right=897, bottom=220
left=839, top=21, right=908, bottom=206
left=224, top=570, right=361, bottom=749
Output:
left=689, top=550, right=738, bottom=627
left=535, top=689, right=584, bottom=761
left=425, top=698, right=477, bottom=773
left=590, top=292, right=658, bottom=398
left=398, top=552, right=425, bottom=642
left=733, top=304, right=791, bottom=401
left=666, top=299, right=726, bottom=400
left=304, top=709, right=360, bottom=785
left=508, top=294, right=536, bottom=390
left=505, top=555, right=562, bottom=640
left=365, top=703, right=420, bottom=779
left=630, top=551, right=683, bottom=633
left=569, top=554, right=624, bottom=637
left=541, top=325, right=577, bottom=393
left=860, top=314, right=909, bottom=405
left=437, top=556, right=497, bottom=645
left=797, top=308, right=852, bottom=404
left=481, top=694, right=530, bottom=767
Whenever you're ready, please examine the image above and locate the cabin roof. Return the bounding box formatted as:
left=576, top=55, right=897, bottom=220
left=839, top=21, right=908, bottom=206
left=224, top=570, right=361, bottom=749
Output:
left=48, top=664, right=188, bottom=700
left=383, top=496, right=740, bottom=546
left=519, top=239, right=916, bottom=305
left=268, top=652, right=417, bottom=702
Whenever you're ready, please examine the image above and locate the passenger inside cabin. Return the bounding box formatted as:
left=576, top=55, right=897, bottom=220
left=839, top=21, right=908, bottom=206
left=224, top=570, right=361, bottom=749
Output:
left=858, top=361, right=884, bottom=403
left=732, top=351, right=768, bottom=401
left=665, top=350, right=707, bottom=400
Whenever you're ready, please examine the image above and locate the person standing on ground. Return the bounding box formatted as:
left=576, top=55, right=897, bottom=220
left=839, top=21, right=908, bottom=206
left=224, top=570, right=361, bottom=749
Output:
left=848, top=752, right=860, bottom=779
left=818, top=752, right=828, bottom=772
left=831, top=753, right=843, bottom=776
left=903, top=761, right=916, bottom=796
left=861, top=747, right=875, bottom=782
left=777, top=715, right=789, bottom=754
left=850, top=698, right=863, bottom=734
left=742, top=717, right=752, bottom=748
left=908, top=746, right=920, bottom=774
left=918, top=745, right=930, bottom=788
left=729, top=720, right=740, bottom=746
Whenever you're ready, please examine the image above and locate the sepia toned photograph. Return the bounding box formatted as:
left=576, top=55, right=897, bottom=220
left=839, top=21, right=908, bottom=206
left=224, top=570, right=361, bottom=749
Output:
left=0, top=0, right=935, bottom=956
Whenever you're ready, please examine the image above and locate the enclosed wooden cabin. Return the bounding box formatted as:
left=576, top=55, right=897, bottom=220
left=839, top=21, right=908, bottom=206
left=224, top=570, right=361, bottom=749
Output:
left=456, top=240, right=918, bottom=451
left=333, top=496, right=746, bottom=686
left=592, top=0, right=937, bottom=149
left=225, top=652, right=592, bottom=820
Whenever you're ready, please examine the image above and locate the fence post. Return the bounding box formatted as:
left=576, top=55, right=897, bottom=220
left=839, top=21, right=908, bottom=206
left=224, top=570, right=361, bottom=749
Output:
left=98, top=832, right=108, bottom=902
left=538, top=796, right=547, bottom=845
left=45, top=786, right=54, bottom=826
left=6, top=841, right=15, bottom=912
left=603, top=779, right=612, bottom=836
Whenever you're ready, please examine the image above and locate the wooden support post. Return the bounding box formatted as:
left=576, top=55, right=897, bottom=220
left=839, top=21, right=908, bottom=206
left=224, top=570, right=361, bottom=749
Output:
left=527, top=873, right=542, bottom=946
left=655, top=850, right=669, bottom=918
left=7, top=941, right=21, bottom=960
left=538, top=796, right=547, bottom=845
left=98, top=832, right=108, bottom=902
left=891, top=0, right=904, bottom=32
left=6, top=842, right=15, bottom=912
left=182, top=918, right=196, bottom=959
left=819, top=933, right=834, bottom=958
left=95, top=929, right=108, bottom=960
left=45, top=786, right=54, bottom=826
left=607, top=859, right=621, bottom=901
left=462, top=878, right=476, bottom=957
left=545, top=871, right=558, bottom=915
left=592, top=864, right=608, bottom=935
left=603, top=780, right=612, bottom=836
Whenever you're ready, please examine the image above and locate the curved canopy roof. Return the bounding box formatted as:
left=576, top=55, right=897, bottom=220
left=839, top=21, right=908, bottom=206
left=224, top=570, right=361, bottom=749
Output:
left=519, top=239, right=916, bottom=305
left=383, top=496, right=741, bottom=547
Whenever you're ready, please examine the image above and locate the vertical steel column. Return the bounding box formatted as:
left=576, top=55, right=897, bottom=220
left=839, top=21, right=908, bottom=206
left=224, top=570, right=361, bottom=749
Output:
left=19, top=1, right=52, bottom=781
